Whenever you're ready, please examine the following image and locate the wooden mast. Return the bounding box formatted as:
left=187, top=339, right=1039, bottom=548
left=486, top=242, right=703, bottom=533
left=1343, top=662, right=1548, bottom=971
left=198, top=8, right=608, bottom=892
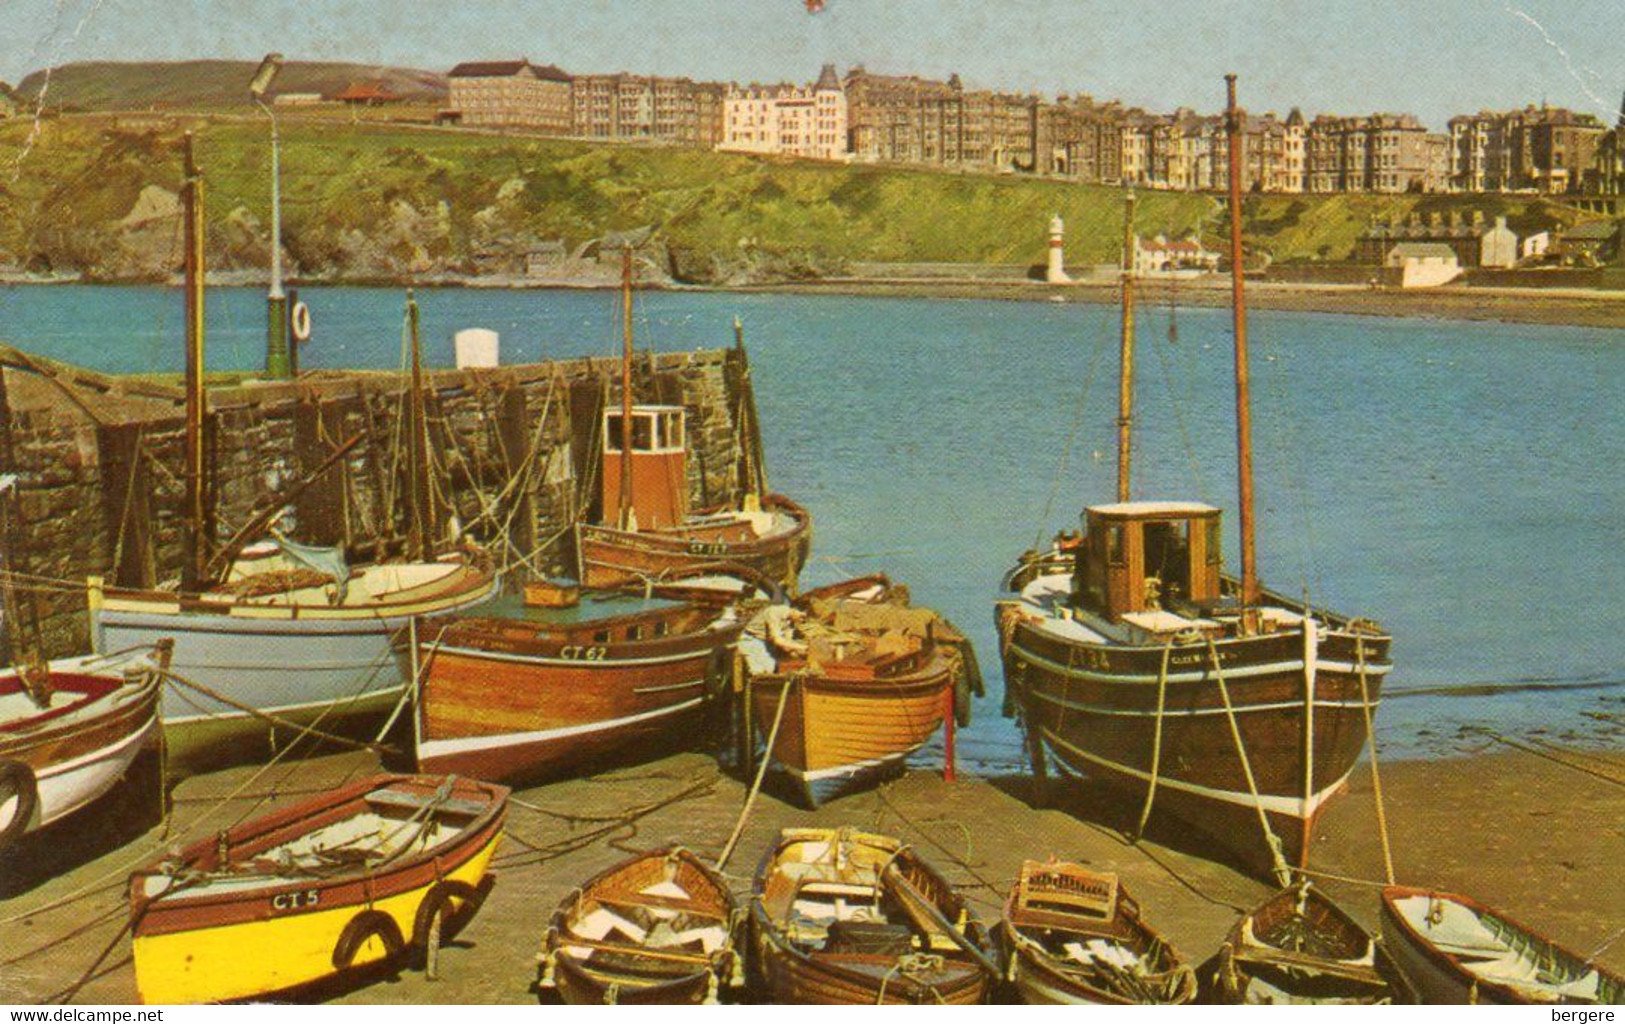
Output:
left=734, top=315, right=768, bottom=504
left=617, top=246, right=635, bottom=531
left=1224, top=74, right=1260, bottom=611
left=181, top=132, right=209, bottom=593
left=405, top=290, right=434, bottom=560
left=1116, top=191, right=1137, bottom=504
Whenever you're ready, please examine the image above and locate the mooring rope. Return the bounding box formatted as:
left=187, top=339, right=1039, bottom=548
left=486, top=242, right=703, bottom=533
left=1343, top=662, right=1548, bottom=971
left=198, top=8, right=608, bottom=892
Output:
left=1204, top=636, right=1291, bottom=885
left=714, top=674, right=795, bottom=871
left=1354, top=635, right=1396, bottom=885
left=1132, top=640, right=1175, bottom=840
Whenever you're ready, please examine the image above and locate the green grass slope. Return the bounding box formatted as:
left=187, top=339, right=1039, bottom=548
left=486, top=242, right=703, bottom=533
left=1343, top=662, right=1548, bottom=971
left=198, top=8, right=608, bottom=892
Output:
left=12, top=60, right=445, bottom=111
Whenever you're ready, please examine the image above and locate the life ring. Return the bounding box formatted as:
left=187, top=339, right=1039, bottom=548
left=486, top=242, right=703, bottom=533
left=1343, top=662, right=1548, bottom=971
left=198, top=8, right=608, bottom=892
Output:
left=290, top=301, right=312, bottom=343
left=0, top=760, right=38, bottom=850
left=330, top=909, right=405, bottom=970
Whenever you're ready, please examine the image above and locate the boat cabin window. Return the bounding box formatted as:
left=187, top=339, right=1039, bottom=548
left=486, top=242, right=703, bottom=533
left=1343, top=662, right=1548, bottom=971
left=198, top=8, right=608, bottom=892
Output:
left=1077, top=505, right=1223, bottom=620
left=604, top=409, right=685, bottom=454
left=1206, top=518, right=1222, bottom=565
left=593, top=629, right=610, bottom=643
left=1106, top=524, right=1126, bottom=566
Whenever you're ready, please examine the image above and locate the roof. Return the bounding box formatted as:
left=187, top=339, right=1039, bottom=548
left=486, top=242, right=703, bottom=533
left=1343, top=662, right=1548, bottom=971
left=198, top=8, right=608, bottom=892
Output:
left=1388, top=242, right=1458, bottom=260
left=1563, top=219, right=1620, bottom=241
left=815, top=63, right=841, bottom=91
left=331, top=82, right=400, bottom=102
left=1087, top=501, right=1220, bottom=518
left=449, top=60, right=531, bottom=78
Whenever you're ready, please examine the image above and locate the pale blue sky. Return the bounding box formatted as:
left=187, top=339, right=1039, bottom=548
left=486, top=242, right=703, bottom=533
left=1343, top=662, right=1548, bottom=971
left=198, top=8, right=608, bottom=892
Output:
left=6, top=0, right=1622, bottom=128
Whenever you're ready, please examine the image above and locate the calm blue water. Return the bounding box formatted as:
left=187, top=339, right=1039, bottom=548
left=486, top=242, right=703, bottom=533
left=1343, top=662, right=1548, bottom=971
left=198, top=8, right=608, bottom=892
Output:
left=3, top=284, right=1621, bottom=769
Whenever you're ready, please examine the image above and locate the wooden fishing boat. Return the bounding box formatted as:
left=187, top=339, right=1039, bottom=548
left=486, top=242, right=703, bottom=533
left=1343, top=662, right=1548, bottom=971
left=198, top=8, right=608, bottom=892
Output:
left=750, top=827, right=997, bottom=1004
left=995, top=79, right=1391, bottom=878
left=997, top=860, right=1195, bottom=1004
left=1211, top=882, right=1411, bottom=1004
left=539, top=847, right=741, bottom=1004
left=575, top=257, right=811, bottom=593
left=128, top=773, right=507, bottom=1004
left=88, top=262, right=498, bottom=772
left=1380, top=886, right=1622, bottom=1004
left=0, top=643, right=170, bottom=850
left=741, top=575, right=977, bottom=806
left=413, top=584, right=747, bottom=784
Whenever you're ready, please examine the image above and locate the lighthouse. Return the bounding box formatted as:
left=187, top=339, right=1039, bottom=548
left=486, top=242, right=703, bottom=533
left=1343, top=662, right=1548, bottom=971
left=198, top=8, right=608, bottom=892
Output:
left=1046, top=213, right=1072, bottom=284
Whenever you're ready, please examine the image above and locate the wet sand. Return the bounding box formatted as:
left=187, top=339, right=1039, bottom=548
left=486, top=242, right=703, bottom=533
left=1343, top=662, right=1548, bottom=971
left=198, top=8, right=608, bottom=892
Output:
left=743, top=279, right=1625, bottom=331
left=2, top=743, right=1619, bottom=1004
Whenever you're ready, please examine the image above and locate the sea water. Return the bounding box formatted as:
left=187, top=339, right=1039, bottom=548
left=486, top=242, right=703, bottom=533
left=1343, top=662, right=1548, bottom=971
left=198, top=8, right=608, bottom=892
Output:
left=2, top=283, right=1620, bottom=770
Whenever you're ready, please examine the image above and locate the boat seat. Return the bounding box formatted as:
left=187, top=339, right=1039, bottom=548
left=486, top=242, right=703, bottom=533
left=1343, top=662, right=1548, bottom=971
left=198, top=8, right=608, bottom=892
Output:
left=366, top=789, right=487, bottom=817
left=593, top=893, right=727, bottom=921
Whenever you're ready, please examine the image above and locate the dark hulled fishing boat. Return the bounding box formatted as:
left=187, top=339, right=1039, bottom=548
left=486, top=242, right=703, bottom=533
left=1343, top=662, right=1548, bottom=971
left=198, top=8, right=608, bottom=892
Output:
left=995, top=78, right=1391, bottom=879
left=576, top=257, right=810, bottom=592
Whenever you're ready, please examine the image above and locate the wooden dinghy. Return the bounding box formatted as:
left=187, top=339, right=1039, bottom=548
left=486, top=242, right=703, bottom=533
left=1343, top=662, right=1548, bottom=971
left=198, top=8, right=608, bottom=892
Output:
left=0, top=643, right=170, bottom=851
left=539, top=847, right=741, bottom=1004
left=741, top=575, right=977, bottom=806
left=998, top=860, right=1195, bottom=1004
left=1211, top=882, right=1410, bottom=1004
left=128, top=773, right=507, bottom=1004
left=414, top=584, right=748, bottom=785
left=1381, top=886, right=1622, bottom=1004
left=751, top=827, right=997, bottom=1004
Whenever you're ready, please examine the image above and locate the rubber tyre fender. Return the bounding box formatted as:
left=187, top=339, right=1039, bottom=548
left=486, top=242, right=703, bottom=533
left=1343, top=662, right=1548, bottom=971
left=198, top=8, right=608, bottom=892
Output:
left=410, top=878, right=481, bottom=953
left=0, top=759, right=39, bottom=851
left=331, top=909, right=406, bottom=970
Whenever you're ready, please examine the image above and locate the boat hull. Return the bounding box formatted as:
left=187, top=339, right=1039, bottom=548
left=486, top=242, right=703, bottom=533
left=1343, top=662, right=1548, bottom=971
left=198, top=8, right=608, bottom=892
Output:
left=415, top=618, right=740, bottom=785
left=750, top=661, right=950, bottom=807
left=1000, top=597, right=1390, bottom=873
left=93, top=565, right=498, bottom=771
left=0, top=649, right=164, bottom=842
left=577, top=494, right=811, bottom=592
left=129, top=775, right=506, bottom=1005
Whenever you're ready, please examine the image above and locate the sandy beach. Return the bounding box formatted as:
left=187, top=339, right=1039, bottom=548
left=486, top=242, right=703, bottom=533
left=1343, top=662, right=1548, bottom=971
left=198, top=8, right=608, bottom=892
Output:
left=3, top=740, right=1619, bottom=1004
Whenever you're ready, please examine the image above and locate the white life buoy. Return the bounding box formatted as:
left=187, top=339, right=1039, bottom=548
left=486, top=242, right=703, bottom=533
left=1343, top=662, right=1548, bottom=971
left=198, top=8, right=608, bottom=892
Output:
left=290, top=301, right=312, bottom=343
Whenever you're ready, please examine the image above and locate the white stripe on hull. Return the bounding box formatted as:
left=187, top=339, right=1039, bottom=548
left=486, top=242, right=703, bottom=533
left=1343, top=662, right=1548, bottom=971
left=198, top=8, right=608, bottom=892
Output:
left=33, top=716, right=155, bottom=830
left=430, top=644, right=713, bottom=669
left=1011, top=642, right=1391, bottom=686
left=418, top=696, right=706, bottom=760
left=1040, top=727, right=1354, bottom=819
left=1031, top=688, right=1378, bottom=718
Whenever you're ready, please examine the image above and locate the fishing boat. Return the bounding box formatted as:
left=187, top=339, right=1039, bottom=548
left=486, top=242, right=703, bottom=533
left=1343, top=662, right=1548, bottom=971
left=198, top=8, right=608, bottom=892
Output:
left=740, top=575, right=978, bottom=806
left=413, top=578, right=751, bottom=785
left=89, top=173, right=497, bottom=773
left=997, top=860, right=1195, bottom=1004
left=0, top=643, right=170, bottom=851
left=1380, top=886, right=1622, bottom=1004
left=128, top=773, right=506, bottom=1004
left=575, top=255, right=811, bottom=592
left=994, top=77, right=1391, bottom=878
left=750, top=827, right=997, bottom=1004
left=539, top=847, right=741, bottom=1004
left=1210, top=882, right=1411, bottom=1004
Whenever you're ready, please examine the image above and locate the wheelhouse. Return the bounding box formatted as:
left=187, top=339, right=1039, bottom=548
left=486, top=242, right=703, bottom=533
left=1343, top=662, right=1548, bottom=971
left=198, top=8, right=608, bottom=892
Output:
left=1073, top=501, right=1223, bottom=621
left=601, top=404, right=688, bottom=530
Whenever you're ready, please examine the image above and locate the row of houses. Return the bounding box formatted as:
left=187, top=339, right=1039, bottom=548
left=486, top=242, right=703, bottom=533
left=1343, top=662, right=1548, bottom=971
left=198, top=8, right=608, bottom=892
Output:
left=443, top=59, right=1625, bottom=196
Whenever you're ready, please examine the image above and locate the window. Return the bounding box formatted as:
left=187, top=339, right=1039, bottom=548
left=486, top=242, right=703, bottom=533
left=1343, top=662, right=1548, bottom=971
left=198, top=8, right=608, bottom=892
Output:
left=604, top=413, right=624, bottom=452
left=1206, top=518, right=1222, bottom=565
left=1107, top=524, right=1126, bottom=566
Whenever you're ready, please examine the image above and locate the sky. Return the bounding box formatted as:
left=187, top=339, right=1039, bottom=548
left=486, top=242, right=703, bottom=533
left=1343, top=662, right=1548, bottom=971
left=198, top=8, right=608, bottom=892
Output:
left=4, top=0, right=1622, bottom=128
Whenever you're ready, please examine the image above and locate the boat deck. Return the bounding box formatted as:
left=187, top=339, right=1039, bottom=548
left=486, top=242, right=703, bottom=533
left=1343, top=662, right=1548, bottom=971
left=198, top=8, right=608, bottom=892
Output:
left=1015, top=570, right=1307, bottom=648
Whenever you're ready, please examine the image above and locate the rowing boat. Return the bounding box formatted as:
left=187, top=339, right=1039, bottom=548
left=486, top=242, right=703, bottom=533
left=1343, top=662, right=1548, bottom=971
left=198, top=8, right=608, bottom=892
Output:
left=998, top=860, right=1195, bottom=1004
left=750, top=827, right=996, bottom=1004
left=128, top=773, right=506, bottom=1004
left=1380, top=886, right=1622, bottom=1004
left=540, top=847, right=741, bottom=1004
left=0, top=643, right=170, bottom=851
left=1211, top=882, right=1411, bottom=1003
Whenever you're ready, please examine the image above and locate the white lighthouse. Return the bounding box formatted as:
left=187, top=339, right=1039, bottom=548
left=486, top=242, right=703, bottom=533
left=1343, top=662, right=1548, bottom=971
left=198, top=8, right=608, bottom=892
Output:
left=1046, top=213, right=1072, bottom=284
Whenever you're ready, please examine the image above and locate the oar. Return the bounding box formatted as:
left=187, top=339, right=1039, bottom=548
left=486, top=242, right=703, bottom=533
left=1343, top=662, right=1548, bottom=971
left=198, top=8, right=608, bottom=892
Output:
left=882, top=862, right=1001, bottom=978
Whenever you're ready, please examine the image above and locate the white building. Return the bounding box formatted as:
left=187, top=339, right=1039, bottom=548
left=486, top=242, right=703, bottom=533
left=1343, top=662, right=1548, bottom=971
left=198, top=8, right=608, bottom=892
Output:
left=1386, top=242, right=1462, bottom=288
left=1478, top=216, right=1519, bottom=269
left=720, top=64, right=848, bottom=161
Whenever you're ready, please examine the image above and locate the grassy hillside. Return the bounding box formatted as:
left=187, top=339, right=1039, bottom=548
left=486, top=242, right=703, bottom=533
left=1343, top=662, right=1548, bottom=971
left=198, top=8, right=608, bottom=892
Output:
left=0, top=114, right=1602, bottom=282
left=12, top=60, right=445, bottom=111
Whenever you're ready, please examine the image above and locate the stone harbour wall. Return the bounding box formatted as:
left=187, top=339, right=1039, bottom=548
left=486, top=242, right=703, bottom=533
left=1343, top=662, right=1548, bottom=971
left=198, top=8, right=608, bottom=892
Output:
left=0, top=344, right=756, bottom=660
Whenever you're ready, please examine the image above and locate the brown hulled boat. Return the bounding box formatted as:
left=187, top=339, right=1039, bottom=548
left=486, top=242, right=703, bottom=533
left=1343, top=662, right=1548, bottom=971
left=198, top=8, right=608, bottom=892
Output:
left=413, top=583, right=749, bottom=785
left=1381, top=886, right=1622, bottom=1004
left=998, top=860, right=1196, bottom=1004
left=0, top=643, right=170, bottom=851
left=1211, top=882, right=1411, bottom=1004
left=129, top=773, right=506, bottom=1004
left=539, top=847, right=741, bottom=1004
left=995, top=78, right=1391, bottom=878
left=741, top=575, right=978, bottom=806
left=750, top=827, right=997, bottom=1004
left=575, top=256, right=811, bottom=593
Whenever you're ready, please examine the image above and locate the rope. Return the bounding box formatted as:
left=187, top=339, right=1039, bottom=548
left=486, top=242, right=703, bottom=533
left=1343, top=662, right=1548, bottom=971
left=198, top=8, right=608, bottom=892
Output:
left=1204, top=636, right=1291, bottom=885
left=714, top=674, right=795, bottom=871
left=1466, top=729, right=1625, bottom=788
left=1132, top=640, right=1174, bottom=840
left=1354, top=635, right=1396, bottom=885
left=1031, top=329, right=1111, bottom=551
left=158, top=668, right=398, bottom=757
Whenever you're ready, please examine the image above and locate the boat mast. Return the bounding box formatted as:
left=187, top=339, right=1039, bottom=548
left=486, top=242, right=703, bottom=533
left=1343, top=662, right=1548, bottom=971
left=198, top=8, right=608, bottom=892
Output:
left=182, top=132, right=209, bottom=593
left=1224, top=74, right=1260, bottom=610
left=405, top=290, right=435, bottom=560
left=617, top=246, right=636, bottom=531
left=1116, top=191, right=1136, bottom=504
